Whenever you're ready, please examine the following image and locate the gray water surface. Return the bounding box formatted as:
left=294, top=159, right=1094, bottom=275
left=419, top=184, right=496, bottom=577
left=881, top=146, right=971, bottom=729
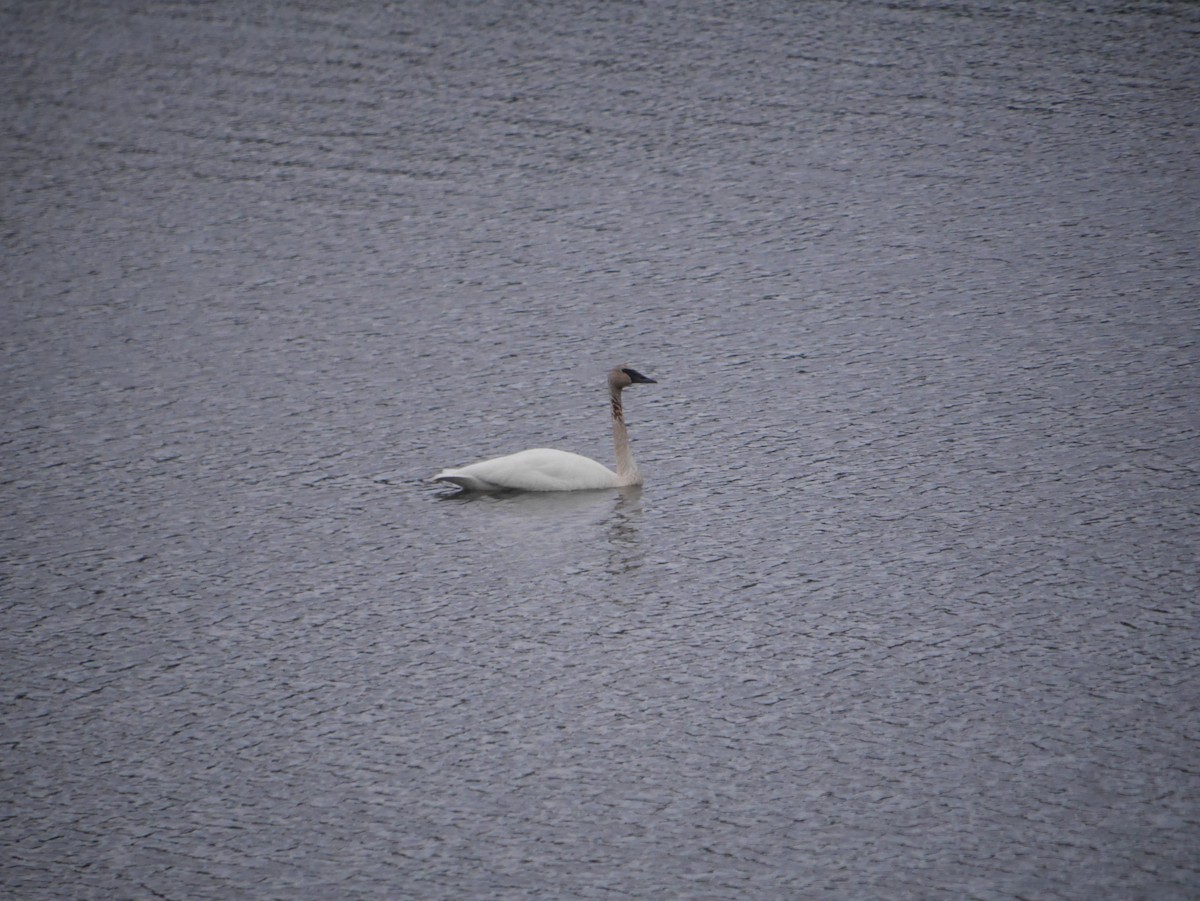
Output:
left=3, top=1, right=1198, bottom=898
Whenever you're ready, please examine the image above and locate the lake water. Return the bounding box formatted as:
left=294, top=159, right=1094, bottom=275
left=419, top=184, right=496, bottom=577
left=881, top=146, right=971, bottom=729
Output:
left=2, top=1, right=1198, bottom=897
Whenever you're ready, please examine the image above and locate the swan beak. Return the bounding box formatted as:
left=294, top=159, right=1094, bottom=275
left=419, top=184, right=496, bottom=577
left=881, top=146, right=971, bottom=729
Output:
left=626, top=369, right=656, bottom=384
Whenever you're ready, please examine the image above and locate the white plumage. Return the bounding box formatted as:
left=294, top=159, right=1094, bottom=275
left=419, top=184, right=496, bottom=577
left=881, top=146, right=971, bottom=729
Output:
left=433, top=365, right=657, bottom=492
left=432, top=448, right=618, bottom=492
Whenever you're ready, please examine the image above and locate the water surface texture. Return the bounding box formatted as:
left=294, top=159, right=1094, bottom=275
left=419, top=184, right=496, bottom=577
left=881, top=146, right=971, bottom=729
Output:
left=3, top=1, right=1198, bottom=898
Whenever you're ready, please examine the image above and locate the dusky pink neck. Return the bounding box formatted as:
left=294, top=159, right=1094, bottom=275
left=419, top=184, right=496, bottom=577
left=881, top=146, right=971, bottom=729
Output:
left=610, top=386, right=641, bottom=486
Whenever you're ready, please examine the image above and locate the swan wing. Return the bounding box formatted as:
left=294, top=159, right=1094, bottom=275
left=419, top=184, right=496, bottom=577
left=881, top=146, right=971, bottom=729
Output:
left=433, top=448, right=616, bottom=492
left=430, top=470, right=493, bottom=491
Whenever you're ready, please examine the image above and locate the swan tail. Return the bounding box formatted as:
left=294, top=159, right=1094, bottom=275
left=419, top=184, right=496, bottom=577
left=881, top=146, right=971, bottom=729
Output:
left=432, top=470, right=487, bottom=491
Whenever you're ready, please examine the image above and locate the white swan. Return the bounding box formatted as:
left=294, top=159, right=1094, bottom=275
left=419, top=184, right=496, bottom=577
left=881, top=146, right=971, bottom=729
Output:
left=433, top=365, right=657, bottom=492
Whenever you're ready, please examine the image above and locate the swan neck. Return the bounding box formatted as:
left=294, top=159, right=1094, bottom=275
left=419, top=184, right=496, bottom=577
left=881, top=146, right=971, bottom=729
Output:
left=610, top=386, right=641, bottom=486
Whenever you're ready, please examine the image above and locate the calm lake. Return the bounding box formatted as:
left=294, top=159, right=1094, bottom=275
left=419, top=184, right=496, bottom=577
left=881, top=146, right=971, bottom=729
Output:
left=2, top=0, right=1198, bottom=897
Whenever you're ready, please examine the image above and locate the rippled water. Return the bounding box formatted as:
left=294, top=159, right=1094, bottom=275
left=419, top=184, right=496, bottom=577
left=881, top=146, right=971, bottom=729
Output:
left=3, top=1, right=1198, bottom=897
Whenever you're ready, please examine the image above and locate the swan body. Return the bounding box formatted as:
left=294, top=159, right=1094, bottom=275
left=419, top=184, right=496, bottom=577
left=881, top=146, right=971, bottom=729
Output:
left=433, top=365, right=656, bottom=492
left=433, top=448, right=618, bottom=492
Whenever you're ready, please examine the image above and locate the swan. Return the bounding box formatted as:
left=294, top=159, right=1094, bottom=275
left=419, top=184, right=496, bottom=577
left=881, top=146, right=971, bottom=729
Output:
left=433, top=365, right=657, bottom=492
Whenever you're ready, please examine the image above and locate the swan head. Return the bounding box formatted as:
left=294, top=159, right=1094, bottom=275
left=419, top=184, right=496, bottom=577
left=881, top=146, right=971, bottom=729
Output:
left=609, top=365, right=657, bottom=391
